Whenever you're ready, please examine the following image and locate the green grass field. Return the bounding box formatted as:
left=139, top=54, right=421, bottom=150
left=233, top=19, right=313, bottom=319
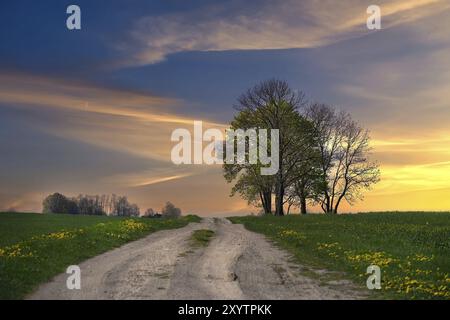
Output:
left=0, top=212, right=200, bottom=299
left=230, top=212, right=450, bottom=300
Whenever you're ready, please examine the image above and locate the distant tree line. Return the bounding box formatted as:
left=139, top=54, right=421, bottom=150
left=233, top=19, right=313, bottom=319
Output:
left=224, top=79, right=380, bottom=215
left=42, top=193, right=184, bottom=219
left=42, top=193, right=140, bottom=216
left=142, top=201, right=182, bottom=218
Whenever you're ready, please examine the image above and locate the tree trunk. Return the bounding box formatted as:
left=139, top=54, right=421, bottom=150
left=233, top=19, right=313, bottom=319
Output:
left=260, top=190, right=272, bottom=215
left=325, top=194, right=332, bottom=214
left=259, top=192, right=267, bottom=215
left=333, top=194, right=345, bottom=214
left=275, top=183, right=284, bottom=216
left=300, top=197, right=307, bottom=214
left=275, top=133, right=284, bottom=216
left=298, top=183, right=307, bottom=214
left=264, top=190, right=272, bottom=214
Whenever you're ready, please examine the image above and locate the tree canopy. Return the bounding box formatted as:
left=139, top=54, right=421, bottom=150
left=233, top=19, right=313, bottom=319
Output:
left=223, top=79, right=380, bottom=215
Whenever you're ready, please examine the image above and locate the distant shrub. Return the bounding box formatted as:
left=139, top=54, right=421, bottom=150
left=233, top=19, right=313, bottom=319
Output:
left=42, top=193, right=78, bottom=214
left=161, top=201, right=181, bottom=218
left=142, top=208, right=162, bottom=218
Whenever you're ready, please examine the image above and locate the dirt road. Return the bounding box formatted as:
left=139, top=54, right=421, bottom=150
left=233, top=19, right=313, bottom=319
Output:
left=28, top=218, right=364, bottom=299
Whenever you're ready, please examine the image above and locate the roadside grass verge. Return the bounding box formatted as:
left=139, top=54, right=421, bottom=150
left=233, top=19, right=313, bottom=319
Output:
left=229, top=212, right=450, bottom=300
left=0, top=212, right=200, bottom=299
left=190, top=229, right=215, bottom=248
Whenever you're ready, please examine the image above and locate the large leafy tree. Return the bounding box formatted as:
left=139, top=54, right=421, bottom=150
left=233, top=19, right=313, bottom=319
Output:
left=225, top=79, right=313, bottom=216
left=223, top=105, right=275, bottom=214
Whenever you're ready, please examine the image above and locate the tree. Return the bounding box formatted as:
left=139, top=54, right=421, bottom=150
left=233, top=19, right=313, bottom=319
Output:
left=224, top=80, right=380, bottom=215
left=229, top=79, right=307, bottom=216
left=306, top=103, right=380, bottom=213
left=76, top=194, right=105, bottom=215
left=161, top=201, right=181, bottom=218
left=110, top=196, right=140, bottom=217
left=42, top=192, right=140, bottom=216
left=144, top=208, right=155, bottom=217
left=143, top=208, right=162, bottom=218
left=286, top=165, right=322, bottom=214
left=223, top=103, right=275, bottom=214
left=282, top=112, right=321, bottom=214
left=224, top=154, right=274, bottom=215
left=42, top=192, right=78, bottom=214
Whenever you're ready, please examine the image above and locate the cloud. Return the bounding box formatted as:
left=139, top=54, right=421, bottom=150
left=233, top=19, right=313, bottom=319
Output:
left=3, top=0, right=450, bottom=214
left=0, top=72, right=227, bottom=161
left=126, top=168, right=256, bottom=216
left=335, top=46, right=450, bottom=138
left=102, top=167, right=197, bottom=187
left=126, top=0, right=449, bottom=65
left=327, top=31, right=450, bottom=211
left=0, top=72, right=182, bottom=124
left=0, top=72, right=242, bottom=214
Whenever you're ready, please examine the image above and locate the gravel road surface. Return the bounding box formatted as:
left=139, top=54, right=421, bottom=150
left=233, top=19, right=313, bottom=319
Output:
left=29, top=218, right=364, bottom=300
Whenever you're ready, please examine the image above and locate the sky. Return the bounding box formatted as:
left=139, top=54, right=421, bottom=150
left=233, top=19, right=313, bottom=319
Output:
left=1, top=0, right=450, bottom=215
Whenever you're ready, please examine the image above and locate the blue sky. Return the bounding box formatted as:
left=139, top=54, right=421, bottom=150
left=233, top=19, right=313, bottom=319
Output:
left=1, top=0, right=450, bottom=214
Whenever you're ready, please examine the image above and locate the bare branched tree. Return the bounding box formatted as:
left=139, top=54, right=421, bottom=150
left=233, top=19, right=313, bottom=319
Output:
left=306, top=103, right=380, bottom=213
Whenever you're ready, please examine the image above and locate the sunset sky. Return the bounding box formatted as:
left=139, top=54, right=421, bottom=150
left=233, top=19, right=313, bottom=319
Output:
left=1, top=0, right=450, bottom=215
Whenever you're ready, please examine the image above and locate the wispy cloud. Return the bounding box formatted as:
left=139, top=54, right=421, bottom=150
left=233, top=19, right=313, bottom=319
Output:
left=102, top=167, right=197, bottom=188
left=126, top=0, right=449, bottom=65
left=0, top=72, right=227, bottom=161
left=0, top=72, right=237, bottom=213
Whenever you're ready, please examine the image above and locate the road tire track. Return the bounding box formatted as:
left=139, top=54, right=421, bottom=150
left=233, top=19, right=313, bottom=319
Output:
left=28, top=218, right=365, bottom=300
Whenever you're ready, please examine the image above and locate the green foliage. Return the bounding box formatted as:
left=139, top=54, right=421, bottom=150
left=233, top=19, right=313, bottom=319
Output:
left=42, top=193, right=78, bottom=214
left=224, top=81, right=317, bottom=215
left=225, top=80, right=381, bottom=215
left=229, top=212, right=450, bottom=300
